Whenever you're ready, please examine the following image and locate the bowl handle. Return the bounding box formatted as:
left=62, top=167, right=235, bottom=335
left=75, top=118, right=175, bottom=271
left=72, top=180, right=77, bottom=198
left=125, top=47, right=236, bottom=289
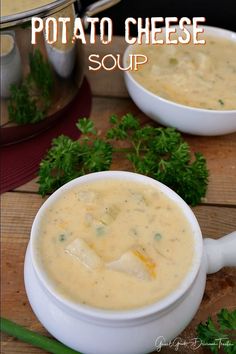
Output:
left=204, top=231, right=236, bottom=274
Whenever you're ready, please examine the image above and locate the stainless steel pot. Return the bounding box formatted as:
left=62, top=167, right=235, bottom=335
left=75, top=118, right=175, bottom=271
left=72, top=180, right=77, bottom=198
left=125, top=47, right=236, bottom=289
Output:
left=0, top=0, right=120, bottom=144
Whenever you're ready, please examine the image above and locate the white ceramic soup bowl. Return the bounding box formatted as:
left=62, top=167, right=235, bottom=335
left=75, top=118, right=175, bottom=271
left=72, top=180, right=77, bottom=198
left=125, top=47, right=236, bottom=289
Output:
left=24, top=171, right=236, bottom=354
left=123, top=26, right=236, bottom=136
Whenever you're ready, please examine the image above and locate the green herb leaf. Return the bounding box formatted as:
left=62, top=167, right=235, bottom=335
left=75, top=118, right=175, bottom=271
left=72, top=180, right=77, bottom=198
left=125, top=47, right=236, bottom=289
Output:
left=197, top=309, right=236, bottom=354
left=38, top=114, right=208, bottom=206
left=154, top=233, right=162, bottom=240
left=38, top=133, right=113, bottom=197
left=217, top=309, right=236, bottom=331
left=0, top=317, right=80, bottom=354
left=218, top=99, right=224, bottom=106
left=169, top=58, right=178, bottom=65
left=76, top=117, right=97, bottom=135
left=96, top=226, right=106, bottom=236
left=58, top=234, right=66, bottom=242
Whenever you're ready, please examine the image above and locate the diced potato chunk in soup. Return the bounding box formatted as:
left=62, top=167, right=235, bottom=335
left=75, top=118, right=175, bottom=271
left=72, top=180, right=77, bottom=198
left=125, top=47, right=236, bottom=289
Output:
left=36, top=179, right=195, bottom=310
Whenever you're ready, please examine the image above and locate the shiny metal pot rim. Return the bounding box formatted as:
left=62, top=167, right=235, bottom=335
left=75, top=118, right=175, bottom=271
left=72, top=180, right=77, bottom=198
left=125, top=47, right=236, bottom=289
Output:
left=0, top=0, right=121, bottom=29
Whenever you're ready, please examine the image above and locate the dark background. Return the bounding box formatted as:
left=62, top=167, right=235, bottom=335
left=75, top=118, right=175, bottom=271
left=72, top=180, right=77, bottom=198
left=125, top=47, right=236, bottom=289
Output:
left=81, top=0, right=236, bottom=35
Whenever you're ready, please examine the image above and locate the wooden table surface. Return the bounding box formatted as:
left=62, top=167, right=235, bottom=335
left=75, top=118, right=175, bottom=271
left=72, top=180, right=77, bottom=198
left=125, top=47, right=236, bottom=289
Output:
left=1, top=36, right=236, bottom=354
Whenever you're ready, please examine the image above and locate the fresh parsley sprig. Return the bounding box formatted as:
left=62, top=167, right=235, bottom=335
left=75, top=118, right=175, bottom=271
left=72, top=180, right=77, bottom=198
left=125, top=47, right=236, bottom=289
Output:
left=38, top=119, right=112, bottom=196
left=197, top=309, right=236, bottom=354
left=38, top=114, right=208, bottom=205
left=107, top=114, right=208, bottom=205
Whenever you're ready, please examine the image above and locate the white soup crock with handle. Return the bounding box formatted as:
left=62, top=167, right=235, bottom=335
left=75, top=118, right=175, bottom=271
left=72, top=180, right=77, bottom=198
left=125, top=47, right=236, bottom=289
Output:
left=24, top=171, right=236, bottom=354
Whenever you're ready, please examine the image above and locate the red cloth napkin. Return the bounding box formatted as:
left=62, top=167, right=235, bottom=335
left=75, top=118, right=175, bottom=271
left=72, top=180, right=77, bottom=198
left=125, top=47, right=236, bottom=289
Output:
left=1, top=78, right=92, bottom=193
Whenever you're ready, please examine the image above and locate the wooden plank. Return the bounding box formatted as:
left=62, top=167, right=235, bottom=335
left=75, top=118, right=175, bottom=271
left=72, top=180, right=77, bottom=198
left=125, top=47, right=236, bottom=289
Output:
left=193, top=205, right=236, bottom=236
left=15, top=96, right=236, bottom=207
left=184, top=133, right=236, bottom=206
left=1, top=192, right=236, bottom=353
left=15, top=179, right=39, bottom=193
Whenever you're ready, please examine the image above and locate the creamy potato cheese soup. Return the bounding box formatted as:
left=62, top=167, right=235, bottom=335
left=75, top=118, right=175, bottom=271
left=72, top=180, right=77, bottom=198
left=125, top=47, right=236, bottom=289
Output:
left=2, top=0, right=55, bottom=17
left=131, top=36, right=236, bottom=110
left=36, top=179, right=194, bottom=310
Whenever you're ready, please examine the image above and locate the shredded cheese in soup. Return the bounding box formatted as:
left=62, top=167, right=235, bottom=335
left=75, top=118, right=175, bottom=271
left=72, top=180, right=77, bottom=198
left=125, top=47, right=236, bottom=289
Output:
left=131, top=36, right=236, bottom=110
left=36, top=179, right=194, bottom=310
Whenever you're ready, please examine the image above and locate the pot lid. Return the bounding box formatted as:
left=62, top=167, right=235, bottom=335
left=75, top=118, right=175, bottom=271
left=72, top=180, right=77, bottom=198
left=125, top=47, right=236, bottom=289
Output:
left=0, top=0, right=75, bottom=28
